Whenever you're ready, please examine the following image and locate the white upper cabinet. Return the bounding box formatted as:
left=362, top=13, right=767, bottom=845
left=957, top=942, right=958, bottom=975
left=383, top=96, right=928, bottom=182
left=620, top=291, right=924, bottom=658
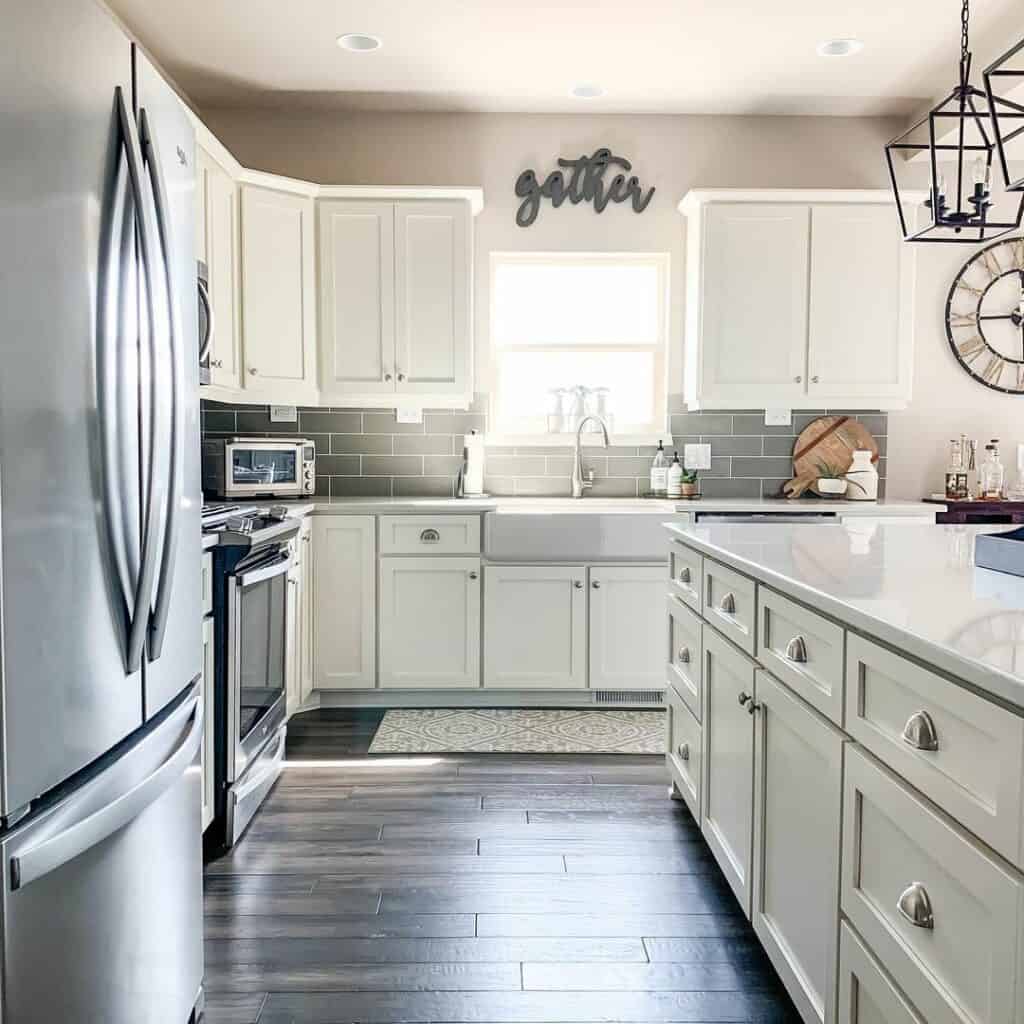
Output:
left=681, top=190, right=915, bottom=410
left=196, top=145, right=241, bottom=391
left=240, top=184, right=318, bottom=403
left=318, top=198, right=473, bottom=406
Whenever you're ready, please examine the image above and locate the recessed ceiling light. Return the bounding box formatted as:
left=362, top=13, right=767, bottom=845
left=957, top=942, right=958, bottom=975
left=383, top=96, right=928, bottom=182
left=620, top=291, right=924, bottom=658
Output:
left=817, top=38, right=863, bottom=57
left=569, top=83, right=605, bottom=99
left=337, top=33, right=381, bottom=52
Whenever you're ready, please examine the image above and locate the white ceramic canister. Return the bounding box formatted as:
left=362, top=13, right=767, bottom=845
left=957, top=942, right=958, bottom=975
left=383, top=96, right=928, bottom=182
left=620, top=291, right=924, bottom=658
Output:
left=844, top=449, right=878, bottom=501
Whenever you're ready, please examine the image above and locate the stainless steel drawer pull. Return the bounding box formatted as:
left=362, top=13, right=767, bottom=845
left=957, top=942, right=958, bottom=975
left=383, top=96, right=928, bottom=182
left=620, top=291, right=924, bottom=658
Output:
left=419, top=528, right=440, bottom=543
left=592, top=580, right=601, bottom=589
left=897, top=882, right=934, bottom=929
left=573, top=580, right=583, bottom=589
left=901, top=710, right=939, bottom=752
left=718, top=592, right=736, bottom=615
left=468, top=571, right=478, bottom=580
left=678, top=567, right=691, bottom=584
left=784, top=635, right=808, bottom=663
left=677, top=743, right=689, bottom=761
left=738, top=691, right=751, bottom=707
left=677, top=646, right=690, bottom=665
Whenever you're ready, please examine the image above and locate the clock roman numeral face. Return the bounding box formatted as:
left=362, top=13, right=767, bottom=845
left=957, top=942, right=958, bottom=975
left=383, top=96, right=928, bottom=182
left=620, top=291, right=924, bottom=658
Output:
left=946, top=237, right=1024, bottom=395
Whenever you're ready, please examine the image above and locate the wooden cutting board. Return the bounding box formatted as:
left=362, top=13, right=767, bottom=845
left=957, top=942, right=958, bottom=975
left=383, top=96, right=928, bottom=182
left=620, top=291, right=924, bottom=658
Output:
left=782, top=415, right=879, bottom=499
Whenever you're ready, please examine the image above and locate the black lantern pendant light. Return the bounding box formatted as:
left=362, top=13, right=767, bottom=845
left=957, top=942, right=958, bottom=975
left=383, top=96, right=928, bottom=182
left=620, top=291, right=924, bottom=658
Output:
left=885, top=0, right=1024, bottom=243
left=983, top=36, right=1024, bottom=191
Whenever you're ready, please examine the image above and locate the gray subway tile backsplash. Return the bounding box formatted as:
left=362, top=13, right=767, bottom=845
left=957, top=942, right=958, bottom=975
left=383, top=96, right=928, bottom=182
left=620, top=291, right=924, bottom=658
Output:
left=200, top=397, right=887, bottom=500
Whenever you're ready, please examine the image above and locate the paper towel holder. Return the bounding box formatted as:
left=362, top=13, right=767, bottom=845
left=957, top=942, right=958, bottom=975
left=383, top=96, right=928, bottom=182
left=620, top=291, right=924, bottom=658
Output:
left=457, top=429, right=489, bottom=499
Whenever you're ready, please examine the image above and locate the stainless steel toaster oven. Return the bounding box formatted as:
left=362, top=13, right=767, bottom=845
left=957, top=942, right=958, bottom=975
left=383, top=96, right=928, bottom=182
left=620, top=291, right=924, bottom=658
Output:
left=202, top=437, right=315, bottom=498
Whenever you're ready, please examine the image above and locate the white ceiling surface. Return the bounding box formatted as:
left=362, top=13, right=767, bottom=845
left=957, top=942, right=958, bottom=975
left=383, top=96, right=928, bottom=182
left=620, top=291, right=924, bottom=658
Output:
left=109, top=0, right=1024, bottom=117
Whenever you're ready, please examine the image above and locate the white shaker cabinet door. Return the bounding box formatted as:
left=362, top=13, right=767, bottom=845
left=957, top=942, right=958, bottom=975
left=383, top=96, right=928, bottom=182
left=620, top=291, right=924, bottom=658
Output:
left=752, top=670, right=845, bottom=1024
left=394, top=200, right=471, bottom=397
left=807, top=204, right=913, bottom=405
left=240, top=184, right=317, bottom=402
left=697, top=203, right=809, bottom=407
left=313, top=516, right=376, bottom=689
left=318, top=200, right=396, bottom=398
left=484, top=565, right=587, bottom=689
left=379, top=557, right=481, bottom=688
left=701, top=627, right=756, bottom=916
left=588, top=565, right=666, bottom=690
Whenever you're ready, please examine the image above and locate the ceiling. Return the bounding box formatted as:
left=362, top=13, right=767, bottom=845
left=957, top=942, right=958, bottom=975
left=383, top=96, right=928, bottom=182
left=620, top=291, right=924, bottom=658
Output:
left=108, top=0, right=1024, bottom=117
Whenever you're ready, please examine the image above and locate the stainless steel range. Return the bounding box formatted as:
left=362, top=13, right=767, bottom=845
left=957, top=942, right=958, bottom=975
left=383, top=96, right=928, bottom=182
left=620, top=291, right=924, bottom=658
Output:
left=204, top=507, right=299, bottom=849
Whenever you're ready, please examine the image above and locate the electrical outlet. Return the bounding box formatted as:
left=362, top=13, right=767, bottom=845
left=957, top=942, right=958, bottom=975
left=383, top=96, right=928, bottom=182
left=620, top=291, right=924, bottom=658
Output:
left=683, top=443, right=712, bottom=470
left=765, top=409, right=792, bottom=427
left=396, top=406, right=423, bottom=424
left=269, top=405, right=297, bottom=423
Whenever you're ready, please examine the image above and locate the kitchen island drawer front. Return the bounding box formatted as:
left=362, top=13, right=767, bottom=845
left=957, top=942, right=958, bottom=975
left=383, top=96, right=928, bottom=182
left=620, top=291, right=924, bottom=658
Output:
left=838, top=923, right=926, bottom=1024
left=842, top=745, right=1024, bottom=1024
left=379, top=515, right=481, bottom=555
left=758, top=586, right=844, bottom=727
left=846, top=633, right=1024, bottom=866
left=667, top=595, right=703, bottom=721
left=666, top=683, right=701, bottom=821
left=669, top=543, right=703, bottom=612
left=703, top=557, right=756, bottom=655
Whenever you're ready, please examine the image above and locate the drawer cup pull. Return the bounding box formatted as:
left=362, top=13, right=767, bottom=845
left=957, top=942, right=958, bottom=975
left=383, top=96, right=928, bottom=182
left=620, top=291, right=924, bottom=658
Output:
left=718, top=592, right=736, bottom=615
left=897, top=882, right=935, bottom=929
left=901, top=710, right=939, bottom=752
left=677, top=743, right=689, bottom=761
left=678, top=567, right=691, bottom=584
left=784, top=635, right=808, bottom=663
left=677, top=646, right=690, bottom=665
left=419, top=528, right=440, bottom=544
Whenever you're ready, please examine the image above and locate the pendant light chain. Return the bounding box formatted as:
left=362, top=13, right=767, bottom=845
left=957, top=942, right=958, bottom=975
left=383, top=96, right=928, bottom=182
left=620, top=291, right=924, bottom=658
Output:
left=961, top=0, right=970, bottom=63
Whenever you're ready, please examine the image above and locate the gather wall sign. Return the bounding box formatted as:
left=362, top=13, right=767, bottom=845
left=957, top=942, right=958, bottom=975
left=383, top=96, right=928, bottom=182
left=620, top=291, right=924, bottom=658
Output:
left=514, top=147, right=655, bottom=227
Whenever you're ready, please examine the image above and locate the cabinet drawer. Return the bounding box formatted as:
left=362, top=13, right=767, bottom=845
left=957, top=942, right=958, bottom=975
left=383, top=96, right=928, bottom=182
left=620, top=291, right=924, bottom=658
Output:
left=842, top=745, right=1024, bottom=1024
left=667, top=595, right=702, bottom=721
left=846, top=633, right=1024, bottom=867
left=201, top=552, right=214, bottom=617
left=666, top=682, right=701, bottom=822
left=838, top=922, right=925, bottom=1024
left=758, top=586, right=844, bottom=726
left=379, top=515, right=481, bottom=555
left=669, top=543, right=703, bottom=612
left=703, top=557, right=756, bottom=655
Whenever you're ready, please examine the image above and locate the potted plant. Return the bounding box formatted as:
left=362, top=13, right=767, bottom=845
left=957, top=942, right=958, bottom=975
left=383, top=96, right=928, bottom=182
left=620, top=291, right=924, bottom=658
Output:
left=815, top=461, right=865, bottom=498
left=679, top=468, right=699, bottom=498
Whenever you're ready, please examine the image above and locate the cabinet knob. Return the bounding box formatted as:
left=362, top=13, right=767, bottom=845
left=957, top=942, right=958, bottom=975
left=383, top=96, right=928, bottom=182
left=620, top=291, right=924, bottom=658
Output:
left=248, top=367, right=258, bottom=376
left=677, top=743, right=690, bottom=761
left=784, top=635, right=808, bottom=663
left=677, top=646, right=690, bottom=665
left=794, top=375, right=802, bottom=383
left=901, top=710, right=939, bottom=752
left=897, top=883, right=934, bottom=929
left=811, top=375, right=820, bottom=384
left=747, top=700, right=761, bottom=715
left=592, top=580, right=601, bottom=589
left=738, top=691, right=751, bottom=707
left=210, top=358, right=223, bottom=368
left=397, top=372, right=406, bottom=382
left=718, top=592, right=736, bottom=615
left=573, top=580, right=583, bottom=589
left=678, top=567, right=691, bottom=584
left=384, top=373, right=393, bottom=382
left=468, top=571, right=479, bottom=580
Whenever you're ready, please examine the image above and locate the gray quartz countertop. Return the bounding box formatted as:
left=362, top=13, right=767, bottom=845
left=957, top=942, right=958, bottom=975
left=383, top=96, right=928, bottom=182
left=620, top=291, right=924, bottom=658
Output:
left=666, top=521, right=1024, bottom=712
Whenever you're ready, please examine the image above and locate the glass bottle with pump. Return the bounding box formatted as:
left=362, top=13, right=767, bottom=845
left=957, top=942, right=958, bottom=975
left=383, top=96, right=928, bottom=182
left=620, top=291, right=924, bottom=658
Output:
left=650, top=442, right=668, bottom=496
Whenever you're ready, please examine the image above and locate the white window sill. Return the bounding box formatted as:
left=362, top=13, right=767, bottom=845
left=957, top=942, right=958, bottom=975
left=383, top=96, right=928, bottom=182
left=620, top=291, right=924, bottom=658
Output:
left=484, top=433, right=671, bottom=448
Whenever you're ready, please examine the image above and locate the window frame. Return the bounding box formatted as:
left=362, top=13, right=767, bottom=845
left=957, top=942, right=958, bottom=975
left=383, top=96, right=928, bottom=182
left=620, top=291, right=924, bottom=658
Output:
left=487, top=251, right=671, bottom=445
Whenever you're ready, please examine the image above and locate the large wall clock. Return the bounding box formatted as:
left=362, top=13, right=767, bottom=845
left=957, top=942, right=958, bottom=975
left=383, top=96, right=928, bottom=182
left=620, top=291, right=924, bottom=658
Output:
left=945, top=236, right=1024, bottom=394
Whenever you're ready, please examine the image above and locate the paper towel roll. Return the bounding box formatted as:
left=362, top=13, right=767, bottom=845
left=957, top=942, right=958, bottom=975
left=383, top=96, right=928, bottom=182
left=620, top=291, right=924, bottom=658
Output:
left=464, top=431, right=485, bottom=496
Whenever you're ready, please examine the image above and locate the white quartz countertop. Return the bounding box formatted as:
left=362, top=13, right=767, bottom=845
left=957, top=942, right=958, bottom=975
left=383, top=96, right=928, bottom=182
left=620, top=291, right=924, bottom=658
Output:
left=665, top=521, right=1024, bottom=712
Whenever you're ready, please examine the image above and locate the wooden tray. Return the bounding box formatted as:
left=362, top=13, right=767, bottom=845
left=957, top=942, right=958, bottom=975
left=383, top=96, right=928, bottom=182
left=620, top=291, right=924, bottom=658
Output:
left=782, top=416, right=879, bottom=499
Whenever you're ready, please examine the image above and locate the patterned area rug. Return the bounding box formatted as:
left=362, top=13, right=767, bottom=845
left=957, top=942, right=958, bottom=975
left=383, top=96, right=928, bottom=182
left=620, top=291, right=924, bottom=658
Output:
left=368, top=708, right=666, bottom=754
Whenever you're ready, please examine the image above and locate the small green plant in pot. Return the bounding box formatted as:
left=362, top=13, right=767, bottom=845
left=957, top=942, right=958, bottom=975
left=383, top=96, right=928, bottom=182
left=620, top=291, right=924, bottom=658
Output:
left=679, top=468, right=699, bottom=498
left=815, top=460, right=865, bottom=498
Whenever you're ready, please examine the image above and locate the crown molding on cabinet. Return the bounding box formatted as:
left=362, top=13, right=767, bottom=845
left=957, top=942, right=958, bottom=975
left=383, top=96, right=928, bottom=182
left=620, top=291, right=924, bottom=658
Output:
left=678, top=188, right=921, bottom=214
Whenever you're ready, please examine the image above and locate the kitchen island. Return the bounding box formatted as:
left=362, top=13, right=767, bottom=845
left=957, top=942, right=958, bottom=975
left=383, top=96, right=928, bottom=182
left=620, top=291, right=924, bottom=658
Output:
left=663, top=520, right=1024, bottom=1024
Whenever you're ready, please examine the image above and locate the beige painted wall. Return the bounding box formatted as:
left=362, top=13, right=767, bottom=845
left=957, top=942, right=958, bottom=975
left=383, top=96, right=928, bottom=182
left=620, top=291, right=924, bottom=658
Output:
left=204, top=108, right=1023, bottom=495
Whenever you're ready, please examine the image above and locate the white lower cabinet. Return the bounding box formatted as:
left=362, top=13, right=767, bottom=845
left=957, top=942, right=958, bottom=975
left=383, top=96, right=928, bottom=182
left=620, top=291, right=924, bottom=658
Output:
left=484, top=565, right=587, bottom=688
left=200, top=616, right=215, bottom=832
left=313, top=515, right=376, bottom=689
left=588, top=565, right=666, bottom=690
left=701, top=627, right=756, bottom=914
left=752, top=670, right=844, bottom=1024
left=379, top=557, right=481, bottom=688
left=838, top=923, right=925, bottom=1024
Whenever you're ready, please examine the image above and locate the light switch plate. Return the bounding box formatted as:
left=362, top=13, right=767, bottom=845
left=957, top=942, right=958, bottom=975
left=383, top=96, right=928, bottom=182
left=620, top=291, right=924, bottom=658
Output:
left=683, top=443, right=712, bottom=470
left=396, top=406, right=424, bottom=424
left=765, top=409, right=792, bottom=426
left=269, top=405, right=298, bottom=423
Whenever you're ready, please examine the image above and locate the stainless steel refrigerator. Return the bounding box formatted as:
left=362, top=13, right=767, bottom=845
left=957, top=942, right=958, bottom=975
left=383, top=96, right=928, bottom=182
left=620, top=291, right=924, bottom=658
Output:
left=0, top=0, right=204, bottom=1019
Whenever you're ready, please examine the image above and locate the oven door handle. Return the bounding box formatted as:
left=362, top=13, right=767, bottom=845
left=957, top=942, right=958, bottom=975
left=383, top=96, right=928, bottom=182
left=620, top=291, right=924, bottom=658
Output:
left=236, top=553, right=294, bottom=588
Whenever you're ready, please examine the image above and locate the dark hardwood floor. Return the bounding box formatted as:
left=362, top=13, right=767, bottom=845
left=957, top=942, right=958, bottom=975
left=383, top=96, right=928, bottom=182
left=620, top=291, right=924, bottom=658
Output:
left=203, top=710, right=798, bottom=1024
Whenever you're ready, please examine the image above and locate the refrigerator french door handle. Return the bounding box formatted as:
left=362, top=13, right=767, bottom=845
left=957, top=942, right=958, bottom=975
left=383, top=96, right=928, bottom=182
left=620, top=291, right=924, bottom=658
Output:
left=114, top=86, right=163, bottom=675
left=197, top=276, right=214, bottom=365
left=8, top=694, right=201, bottom=892
left=138, top=107, right=183, bottom=662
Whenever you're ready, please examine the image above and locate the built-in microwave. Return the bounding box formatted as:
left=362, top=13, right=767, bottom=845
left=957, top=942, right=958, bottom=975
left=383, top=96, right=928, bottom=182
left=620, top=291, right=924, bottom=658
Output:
left=202, top=437, right=316, bottom=498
